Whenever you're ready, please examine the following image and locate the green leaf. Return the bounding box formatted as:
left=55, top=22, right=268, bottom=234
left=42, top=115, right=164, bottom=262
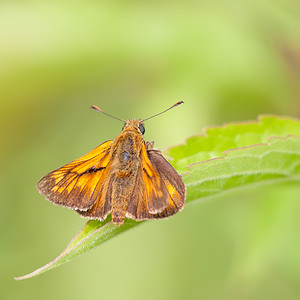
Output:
left=15, top=115, right=300, bottom=280
left=184, top=136, right=300, bottom=203
left=167, top=115, right=300, bottom=172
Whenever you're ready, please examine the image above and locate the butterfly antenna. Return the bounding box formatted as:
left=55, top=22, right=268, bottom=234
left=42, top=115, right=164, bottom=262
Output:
left=142, top=101, right=184, bottom=122
left=91, top=105, right=126, bottom=122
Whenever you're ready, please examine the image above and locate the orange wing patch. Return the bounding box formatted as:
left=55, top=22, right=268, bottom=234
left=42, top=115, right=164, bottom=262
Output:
left=37, top=140, right=113, bottom=211
left=162, top=179, right=184, bottom=210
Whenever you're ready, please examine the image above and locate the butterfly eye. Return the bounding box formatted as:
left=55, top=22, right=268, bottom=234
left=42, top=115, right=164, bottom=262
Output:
left=139, top=124, right=145, bottom=135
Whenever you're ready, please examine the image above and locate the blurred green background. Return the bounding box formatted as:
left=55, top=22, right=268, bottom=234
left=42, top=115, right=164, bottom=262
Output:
left=1, top=1, right=300, bottom=299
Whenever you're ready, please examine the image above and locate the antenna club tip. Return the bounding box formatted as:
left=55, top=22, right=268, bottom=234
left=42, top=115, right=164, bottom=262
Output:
left=90, top=105, right=103, bottom=112
left=173, top=100, right=184, bottom=108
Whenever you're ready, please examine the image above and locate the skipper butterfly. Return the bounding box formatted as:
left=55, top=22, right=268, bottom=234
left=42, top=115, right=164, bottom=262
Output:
left=37, top=101, right=186, bottom=225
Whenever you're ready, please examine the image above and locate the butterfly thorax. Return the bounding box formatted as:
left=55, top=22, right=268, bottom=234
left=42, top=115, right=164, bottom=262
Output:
left=111, top=130, right=144, bottom=172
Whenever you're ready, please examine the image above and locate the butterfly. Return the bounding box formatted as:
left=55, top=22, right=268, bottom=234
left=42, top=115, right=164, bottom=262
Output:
left=37, top=101, right=186, bottom=226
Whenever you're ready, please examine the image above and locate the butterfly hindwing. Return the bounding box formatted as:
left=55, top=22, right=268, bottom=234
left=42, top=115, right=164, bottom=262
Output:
left=76, top=168, right=114, bottom=220
left=37, top=140, right=113, bottom=211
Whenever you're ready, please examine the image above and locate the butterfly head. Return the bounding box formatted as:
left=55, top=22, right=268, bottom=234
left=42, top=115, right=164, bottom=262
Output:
left=122, top=119, right=145, bottom=135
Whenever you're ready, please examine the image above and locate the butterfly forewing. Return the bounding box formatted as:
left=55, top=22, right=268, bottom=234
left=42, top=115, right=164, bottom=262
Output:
left=140, top=143, right=169, bottom=214
left=146, top=148, right=186, bottom=217
left=37, top=140, right=113, bottom=210
left=126, top=144, right=186, bottom=221
left=147, top=149, right=186, bottom=211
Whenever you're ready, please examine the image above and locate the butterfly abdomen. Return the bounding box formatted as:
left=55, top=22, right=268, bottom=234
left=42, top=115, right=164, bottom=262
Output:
left=111, top=208, right=126, bottom=226
left=111, top=169, right=138, bottom=225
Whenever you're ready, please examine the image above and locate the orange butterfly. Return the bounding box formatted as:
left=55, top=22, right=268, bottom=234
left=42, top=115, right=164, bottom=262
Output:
left=37, top=102, right=186, bottom=226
